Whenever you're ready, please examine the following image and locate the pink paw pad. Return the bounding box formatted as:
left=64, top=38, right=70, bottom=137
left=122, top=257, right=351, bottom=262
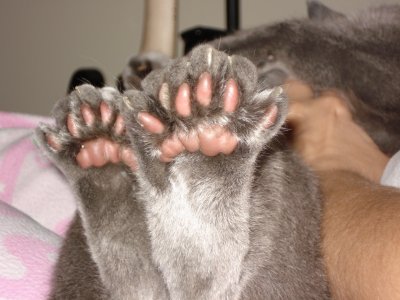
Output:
left=138, top=72, right=243, bottom=161
left=46, top=100, right=137, bottom=171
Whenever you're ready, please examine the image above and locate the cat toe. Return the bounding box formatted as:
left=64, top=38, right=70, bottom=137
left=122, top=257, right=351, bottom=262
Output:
left=122, top=46, right=288, bottom=164
left=38, top=85, right=137, bottom=171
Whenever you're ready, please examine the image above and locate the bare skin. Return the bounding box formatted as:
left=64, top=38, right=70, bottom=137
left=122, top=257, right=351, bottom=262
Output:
left=318, top=170, right=400, bottom=300
left=285, top=80, right=400, bottom=300
left=286, top=80, right=389, bottom=183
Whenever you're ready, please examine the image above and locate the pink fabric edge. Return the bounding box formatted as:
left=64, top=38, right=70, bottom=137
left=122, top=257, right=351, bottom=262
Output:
left=0, top=111, right=53, bottom=129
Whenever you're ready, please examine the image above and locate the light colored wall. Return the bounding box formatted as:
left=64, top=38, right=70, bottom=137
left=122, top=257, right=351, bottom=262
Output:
left=1, top=0, right=399, bottom=115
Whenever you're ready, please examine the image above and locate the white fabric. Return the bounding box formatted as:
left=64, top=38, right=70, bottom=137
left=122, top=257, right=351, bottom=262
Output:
left=380, top=150, right=400, bottom=188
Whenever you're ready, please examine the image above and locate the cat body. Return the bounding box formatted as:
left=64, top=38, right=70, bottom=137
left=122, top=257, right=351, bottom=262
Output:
left=36, top=0, right=400, bottom=298
left=38, top=45, right=329, bottom=299
left=210, top=1, right=400, bottom=155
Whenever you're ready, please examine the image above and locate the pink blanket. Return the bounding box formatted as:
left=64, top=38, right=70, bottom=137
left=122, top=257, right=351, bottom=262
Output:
left=0, top=111, right=76, bottom=299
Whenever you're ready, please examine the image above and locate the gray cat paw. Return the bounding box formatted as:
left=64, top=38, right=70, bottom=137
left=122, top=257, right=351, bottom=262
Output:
left=121, top=52, right=170, bottom=90
left=121, top=45, right=288, bottom=163
left=35, top=84, right=137, bottom=174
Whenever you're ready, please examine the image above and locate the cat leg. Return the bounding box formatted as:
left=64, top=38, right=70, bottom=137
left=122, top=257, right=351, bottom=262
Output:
left=35, top=85, right=168, bottom=299
left=120, top=45, right=287, bottom=299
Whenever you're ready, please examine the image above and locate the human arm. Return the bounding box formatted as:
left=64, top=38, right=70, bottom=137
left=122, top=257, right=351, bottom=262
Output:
left=285, top=81, right=400, bottom=299
left=319, top=170, right=400, bottom=299
left=285, top=81, right=389, bottom=183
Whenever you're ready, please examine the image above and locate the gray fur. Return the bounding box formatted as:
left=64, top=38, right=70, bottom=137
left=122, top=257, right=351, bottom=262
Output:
left=42, top=1, right=400, bottom=297
left=209, top=2, right=400, bottom=155
left=36, top=45, right=329, bottom=299
left=307, top=0, right=346, bottom=21
left=39, top=0, right=400, bottom=298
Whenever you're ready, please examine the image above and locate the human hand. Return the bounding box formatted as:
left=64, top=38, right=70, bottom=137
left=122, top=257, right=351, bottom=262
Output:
left=284, top=80, right=389, bottom=183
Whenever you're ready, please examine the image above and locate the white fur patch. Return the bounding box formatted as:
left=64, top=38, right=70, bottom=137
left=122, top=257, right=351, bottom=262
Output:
left=100, top=87, right=118, bottom=102
left=141, top=165, right=249, bottom=298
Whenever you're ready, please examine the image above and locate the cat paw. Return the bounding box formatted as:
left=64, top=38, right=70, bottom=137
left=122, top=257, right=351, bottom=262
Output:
left=121, top=46, right=287, bottom=163
left=36, top=84, right=137, bottom=172
left=120, top=52, right=170, bottom=90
